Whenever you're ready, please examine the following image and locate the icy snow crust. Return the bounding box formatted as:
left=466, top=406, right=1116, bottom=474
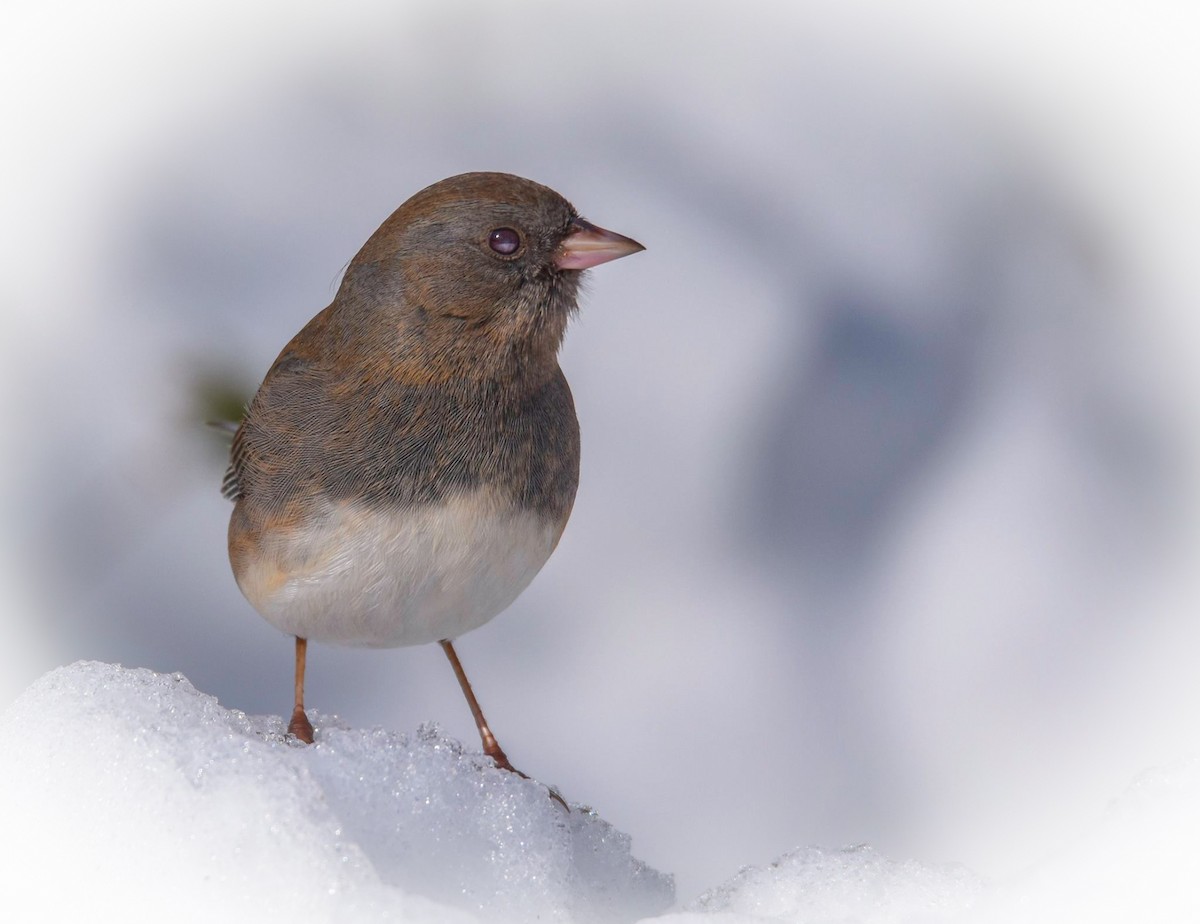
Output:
left=0, top=662, right=671, bottom=923
left=3, top=662, right=1198, bottom=923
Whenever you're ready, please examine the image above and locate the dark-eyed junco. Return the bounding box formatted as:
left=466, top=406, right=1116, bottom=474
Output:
left=223, top=172, right=643, bottom=777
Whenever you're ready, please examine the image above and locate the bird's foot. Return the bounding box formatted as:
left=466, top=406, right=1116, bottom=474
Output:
left=486, top=743, right=568, bottom=811
left=484, top=741, right=522, bottom=776
left=288, top=705, right=314, bottom=744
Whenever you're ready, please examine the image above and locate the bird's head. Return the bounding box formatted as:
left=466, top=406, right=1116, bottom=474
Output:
left=337, top=172, right=643, bottom=378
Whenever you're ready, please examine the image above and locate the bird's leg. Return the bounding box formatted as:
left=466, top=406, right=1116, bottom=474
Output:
left=287, top=636, right=315, bottom=743
left=439, top=639, right=519, bottom=773
left=440, top=640, right=568, bottom=811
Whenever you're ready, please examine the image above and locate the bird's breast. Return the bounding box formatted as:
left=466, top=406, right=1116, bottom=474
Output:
left=231, top=486, right=567, bottom=648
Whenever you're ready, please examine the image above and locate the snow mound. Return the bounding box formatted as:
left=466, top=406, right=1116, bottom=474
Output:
left=0, top=661, right=673, bottom=923
left=651, top=760, right=1200, bottom=923
left=5, top=661, right=1198, bottom=923
left=662, top=844, right=981, bottom=923
left=973, top=758, right=1200, bottom=923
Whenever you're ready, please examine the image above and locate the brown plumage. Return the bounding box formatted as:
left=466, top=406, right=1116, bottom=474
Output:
left=224, top=172, right=643, bottom=777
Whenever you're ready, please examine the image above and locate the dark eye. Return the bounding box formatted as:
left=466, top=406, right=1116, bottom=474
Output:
left=488, top=227, right=521, bottom=256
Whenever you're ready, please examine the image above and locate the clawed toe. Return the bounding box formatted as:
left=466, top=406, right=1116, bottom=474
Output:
left=487, top=749, right=568, bottom=811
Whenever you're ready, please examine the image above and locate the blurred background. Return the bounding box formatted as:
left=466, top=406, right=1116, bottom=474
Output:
left=4, top=0, right=1200, bottom=903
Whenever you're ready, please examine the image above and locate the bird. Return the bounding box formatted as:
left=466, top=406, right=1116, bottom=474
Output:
left=223, top=172, right=644, bottom=780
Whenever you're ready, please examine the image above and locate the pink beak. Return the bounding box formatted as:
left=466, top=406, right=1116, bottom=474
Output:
left=555, top=218, right=645, bottom=270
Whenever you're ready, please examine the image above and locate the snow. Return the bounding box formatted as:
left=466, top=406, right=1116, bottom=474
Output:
left=680, top=846, right=982, bottom=923
left=0, top=661, right=671, bottom=923
left=971, top=759, right=1200, bottom=924
left=4, top=662, right=1198, bottom=923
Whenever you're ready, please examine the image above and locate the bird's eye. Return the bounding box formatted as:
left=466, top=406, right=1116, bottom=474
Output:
left=488, top=227, right=522, bottom=256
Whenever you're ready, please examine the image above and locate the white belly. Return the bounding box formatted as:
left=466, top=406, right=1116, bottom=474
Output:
left=236, top=488, right=564, bottom=647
